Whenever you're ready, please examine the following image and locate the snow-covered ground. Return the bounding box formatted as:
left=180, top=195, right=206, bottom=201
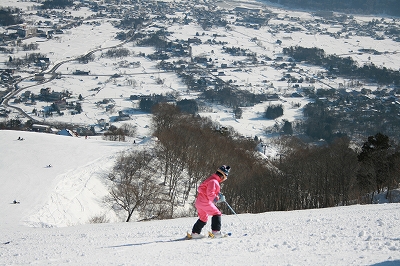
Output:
left=2, top=0, right=400, bottom=142
left=1, top=0, right=400, bottom=264
left=1, top=130, right=400, bottom=265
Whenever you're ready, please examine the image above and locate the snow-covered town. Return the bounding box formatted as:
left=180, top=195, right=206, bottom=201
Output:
left=1, top=0, right=399, bottom=140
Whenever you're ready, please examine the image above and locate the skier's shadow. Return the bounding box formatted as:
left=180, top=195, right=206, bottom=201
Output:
left=105, top=237, right=186, bottom=248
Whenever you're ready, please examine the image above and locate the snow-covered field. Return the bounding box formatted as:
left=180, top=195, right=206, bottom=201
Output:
left=1, top=130, right=400, bottom=265
left=2, top=0, right=400, bottom=141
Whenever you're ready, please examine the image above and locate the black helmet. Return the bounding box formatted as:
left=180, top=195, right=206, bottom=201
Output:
left=217, top=165, right=230, bottom=181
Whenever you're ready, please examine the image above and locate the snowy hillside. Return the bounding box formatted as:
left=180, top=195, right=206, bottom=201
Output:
left=1, top=130, right=400, bottom=265
left=0, top=130, right=133, bottom=229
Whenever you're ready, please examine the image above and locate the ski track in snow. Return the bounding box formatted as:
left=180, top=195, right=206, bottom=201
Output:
left=1, top=204, right=400, bottom=265
left=24, top=154, right=123, bottom=228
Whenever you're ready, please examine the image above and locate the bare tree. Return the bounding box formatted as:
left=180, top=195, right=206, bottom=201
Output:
left=103, top=126, right=127, bottom=141
left=151, top=102, right=181, bottom=137
left=106, top=150, right=168, bottom=222
left=120, top=123, right=137, bottom=137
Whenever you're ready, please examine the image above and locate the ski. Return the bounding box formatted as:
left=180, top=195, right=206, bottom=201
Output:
left=171, top=232, right=232, bottom=242
left=208, top=231, right=231, bottom=238
left=185, top=232, right=207, bottom=240
left=172, top=231, right=232, bottom=242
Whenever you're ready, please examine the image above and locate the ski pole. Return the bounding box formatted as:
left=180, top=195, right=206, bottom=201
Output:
left=224, top=200, right=237, bottom=215
left=224, top=200, right=246, bottom=229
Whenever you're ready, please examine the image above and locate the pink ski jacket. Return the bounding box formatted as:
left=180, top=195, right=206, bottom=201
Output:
left=195, top=173, right=222, bottom=221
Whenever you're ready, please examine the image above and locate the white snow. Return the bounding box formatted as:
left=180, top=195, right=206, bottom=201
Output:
left=1, top=0, right=400, bottom=264
left=2, top=0, right=400, bottom=142
left=1, top=130, right=400, bottom=265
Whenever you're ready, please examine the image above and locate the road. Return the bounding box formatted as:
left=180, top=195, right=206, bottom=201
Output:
left=0, top=29, right=138, bottom=124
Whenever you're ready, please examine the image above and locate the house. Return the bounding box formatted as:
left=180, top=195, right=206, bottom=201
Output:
left=1, top=71, right=12, bottom=83
left=40, top=87, right=51, bottom=96
left=53, top=99, right=67, bottom=110
left=75, top=127, right=95, bottom=136
left=194, top=57, right=208, bottom=64
left=16, top=26, right=36, bottom=38
left=73, top=70, right=90, bottom=75
left=130, top=95, right=140, bottom=100
left=35, top=57, right=50, bottom=69
left=57, top=128, right=79, bottom=137
left=188, top=37, right=201, bottom=44
left=0, top=108, right=10, bottom=117
left=40, top=88, right=64, bottom=101
left=116, top=111, right=130, bottom=121
left=97, top=118, right=107, bottom=127
left=32, top=124, right=51, bottom=132
left=234, top=7, right=262, bottom=14
left=48, top=91, right=63, bottom=101
left=34, top=73, right=45, bottom=81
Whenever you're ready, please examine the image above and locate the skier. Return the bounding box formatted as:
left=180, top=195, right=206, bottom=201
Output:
left=191, top=165, right=230, bottom=238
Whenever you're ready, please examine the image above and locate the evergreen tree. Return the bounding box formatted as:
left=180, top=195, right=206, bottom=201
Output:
left=357, top=133, right=391, bottom=196
left=265, top=104, right=283, bottom=119
left=282, top=120, right=293, bottom=135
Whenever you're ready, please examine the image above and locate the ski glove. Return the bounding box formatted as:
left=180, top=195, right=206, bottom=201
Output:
left=218, top=193, right=226, bottom=203
left=214, top=193, right=225, bottom=204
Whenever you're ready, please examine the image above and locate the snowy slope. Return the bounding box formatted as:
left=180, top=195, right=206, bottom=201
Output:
left=0, top=130, right=400, bottom=265
left=2, top=204, right=400, bottom=266
left=0, top=130, right=132, bottom=229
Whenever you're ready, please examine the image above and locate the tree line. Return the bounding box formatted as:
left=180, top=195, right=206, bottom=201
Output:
left=40, top=0, right=73, bottom=9
left=0, top=7, right=23, bottom=26
left=283, top=46, right=400, bottom=86
left=7, top=52, right=48, bottom=68
left=301, top=94, right=400, bottom=143
left=105, top=103, right=400, bottom=222
left=267, top=0, right=400, bottom=17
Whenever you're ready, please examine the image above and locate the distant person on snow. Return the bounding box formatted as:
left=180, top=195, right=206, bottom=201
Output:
left=191, top=165, right=230, bottom=238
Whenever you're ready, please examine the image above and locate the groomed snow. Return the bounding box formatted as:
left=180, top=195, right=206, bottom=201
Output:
left=1, top=130, right=399, bottom=265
